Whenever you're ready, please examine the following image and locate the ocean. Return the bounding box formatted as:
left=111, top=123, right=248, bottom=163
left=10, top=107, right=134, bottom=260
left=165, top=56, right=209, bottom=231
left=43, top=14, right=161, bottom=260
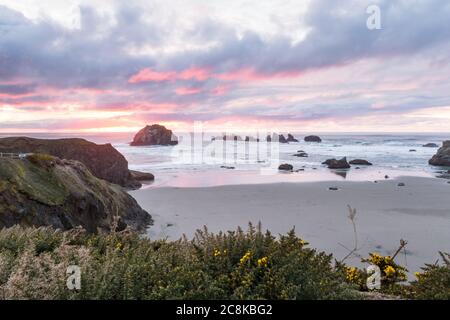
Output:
left=1, top=132, right=448, bottom=187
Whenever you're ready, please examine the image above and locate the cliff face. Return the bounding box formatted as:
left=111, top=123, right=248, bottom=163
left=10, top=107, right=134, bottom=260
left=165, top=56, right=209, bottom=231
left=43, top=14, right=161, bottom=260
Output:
left=0, top=137, right=147, bottom=189
left=429, top=141, right=450, bottom=166
left=0, top=155, right=152, bottom=232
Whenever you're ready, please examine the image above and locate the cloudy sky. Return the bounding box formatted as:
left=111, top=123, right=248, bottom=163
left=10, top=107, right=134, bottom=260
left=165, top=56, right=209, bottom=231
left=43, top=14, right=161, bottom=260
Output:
left=1, top=0, right=450, bottom=133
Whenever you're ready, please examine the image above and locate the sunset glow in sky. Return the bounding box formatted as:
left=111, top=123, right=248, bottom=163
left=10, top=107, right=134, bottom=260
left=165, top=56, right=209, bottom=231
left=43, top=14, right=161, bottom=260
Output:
left=1, top=0, right=450, bottom=133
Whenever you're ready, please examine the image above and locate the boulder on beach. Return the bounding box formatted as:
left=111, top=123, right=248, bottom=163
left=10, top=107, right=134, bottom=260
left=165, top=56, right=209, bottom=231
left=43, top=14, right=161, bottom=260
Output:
left=0, top=155, right=152, bottom=232
left=278, top=163, right=293, bottom=171
left=349, top=159, right=373, bottom=166
left=293, top=152, right=308, bottom=157
left=130, top=170, right=155, bottom=181
left=131, top=124, right=178, bottom=146
left=429, top=141, right=450, bottom=166
left=0, top=136, right=144, bottom=189
left=322, top=157, right=350, bottom=169
left=423, top=143, right=439, bottom=148
left=304, top=135, right=322, bottom=143
left=220, top=165, right=235, bottom=169
left=287, top=134, right=299, bottom=142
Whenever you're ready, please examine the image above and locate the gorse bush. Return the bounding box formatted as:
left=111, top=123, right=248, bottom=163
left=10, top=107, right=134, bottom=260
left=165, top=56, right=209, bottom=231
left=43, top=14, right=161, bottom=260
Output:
left=0, top=225, right=448, bottom=300
left=404, top=252, right=450, bottom=300
left=0, top=224, right=359, bottom=300
left=338, top=252, right=408, bottom=294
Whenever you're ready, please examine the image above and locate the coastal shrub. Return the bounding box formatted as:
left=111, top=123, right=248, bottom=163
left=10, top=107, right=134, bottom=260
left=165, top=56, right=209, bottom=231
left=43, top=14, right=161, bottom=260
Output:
left=26, top=153, right=55, bottom=166
left=337, top=252, right=408, bottom=295
left=0, top=225, right=359, bottom=300
left=0, top=225, right=447, bottom=300
left=403, top=252, right=450, bottom=300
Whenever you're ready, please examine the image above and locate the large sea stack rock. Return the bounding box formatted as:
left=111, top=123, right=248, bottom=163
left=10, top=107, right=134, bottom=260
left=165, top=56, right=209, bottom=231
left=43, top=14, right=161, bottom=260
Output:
left=287, top=134, right=299, bottom=142
left=0, top=155, right=152, bottom=232
left=268, top=134, right=288, bottom=143
left=0, top=137, right=145, bottom=189
left=322, top=157, right=350, bottom=169
left=131, top=124, right=178, bottom=146
left=429, top=141, right=450, bottom=166
left=304, top=135, right=322, bottom=143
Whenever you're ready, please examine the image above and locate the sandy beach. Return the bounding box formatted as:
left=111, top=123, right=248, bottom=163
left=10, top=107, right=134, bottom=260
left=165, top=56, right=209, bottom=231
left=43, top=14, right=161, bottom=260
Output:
left=130, top=176, right=450, bottom=273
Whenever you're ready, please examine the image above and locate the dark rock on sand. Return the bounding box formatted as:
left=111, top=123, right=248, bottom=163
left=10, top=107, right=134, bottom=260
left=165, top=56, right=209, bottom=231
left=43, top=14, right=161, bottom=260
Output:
left=286, top=134, right=299, bottom=142
left=409, top=149, right=417, bottom=152
left=304, top=135, right=322, bottom=143
left=293, top=152, right=308, bottom=157
left=131, top=124, right=178, bottom=146
left=129, top=170, right=155, bottom=181
left=0, top=155, right=152, bottom=232
left=349, top=159, right=373, bottom=166
left=220, top=166, right=235, bottom=169
left=385, top=175, right=389, bottom=179
left=0, top=136, right=143, bottom=189
left=278, top=163, right=293, bottom=171
left=328, top=187, right=339, bottom=191
left=398, top=182, right=405, bottom=187
left=429, top=141, right=450, bottom=166
left=322, top=157, right=350, bottom=169
left=423, top=143, right=439, bottom=148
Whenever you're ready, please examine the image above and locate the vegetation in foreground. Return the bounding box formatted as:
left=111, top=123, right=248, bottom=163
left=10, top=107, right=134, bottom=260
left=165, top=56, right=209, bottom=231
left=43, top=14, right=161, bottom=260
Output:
left=0, top=225, right=448, bottom=300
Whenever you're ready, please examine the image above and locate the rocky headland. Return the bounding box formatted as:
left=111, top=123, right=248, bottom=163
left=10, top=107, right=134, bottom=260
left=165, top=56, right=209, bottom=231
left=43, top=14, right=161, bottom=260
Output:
left=0, top=137, right=151, bottom=189
left=0, top=154, right=152, bottom=232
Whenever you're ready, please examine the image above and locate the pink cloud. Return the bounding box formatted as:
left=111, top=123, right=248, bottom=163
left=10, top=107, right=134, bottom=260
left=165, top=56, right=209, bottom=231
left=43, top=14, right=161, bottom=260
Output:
left=128, top=67, right=302, bottom=84
left=210, top=85, right=227, bottom=96
left=128, top=67, right=211, bottom=84
left=178, top=67, right=210, bottom=81
left=175, top=87, right=201, bottom=95
left=128, top=68, right=176, bottom=83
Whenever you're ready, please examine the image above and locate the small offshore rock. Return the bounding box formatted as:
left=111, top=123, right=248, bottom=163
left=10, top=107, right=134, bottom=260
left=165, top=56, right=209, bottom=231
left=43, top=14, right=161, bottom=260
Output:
left=423, top=143, right=439, bottom=148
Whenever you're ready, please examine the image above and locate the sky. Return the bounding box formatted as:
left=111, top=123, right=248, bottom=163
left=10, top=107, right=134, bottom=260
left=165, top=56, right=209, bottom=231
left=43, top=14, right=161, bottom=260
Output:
left=1, top=0, right=450, bottom=133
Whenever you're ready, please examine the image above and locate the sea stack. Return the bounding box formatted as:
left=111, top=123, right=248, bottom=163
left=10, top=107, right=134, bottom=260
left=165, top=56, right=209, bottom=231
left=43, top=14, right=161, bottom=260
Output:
left=286, top=134, right=299, bottom=142
left=131, top=124, right=178, bottom=146
left=304, top=135, right=322, bottom=143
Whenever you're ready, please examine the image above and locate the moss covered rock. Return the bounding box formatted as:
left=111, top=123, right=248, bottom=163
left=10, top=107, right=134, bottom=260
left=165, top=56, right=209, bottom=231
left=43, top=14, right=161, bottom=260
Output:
left=0, top=156, right=152, bottom=233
